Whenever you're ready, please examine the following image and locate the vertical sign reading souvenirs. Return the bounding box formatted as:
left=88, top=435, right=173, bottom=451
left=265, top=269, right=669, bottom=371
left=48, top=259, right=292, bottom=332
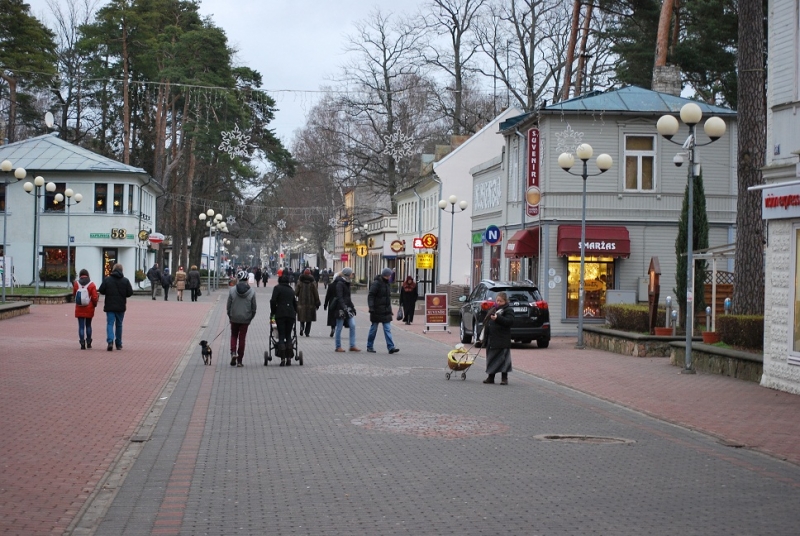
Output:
left=526, top=128, right=541, bottom=217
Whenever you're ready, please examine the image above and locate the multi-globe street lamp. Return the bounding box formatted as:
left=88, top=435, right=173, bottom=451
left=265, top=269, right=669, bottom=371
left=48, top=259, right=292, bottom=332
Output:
left=558, top=143, right=613, bottom=349
left=656, top=102, right=726, bottom=373
left=198, top=209, right=218, bottom=291
left=438, top=195, right=468, bottom=288
left=23, top=176, right=56, bottom=295
left=54, top=189, right=82, bottom=287
left=1, top=160, right=26, bottom=302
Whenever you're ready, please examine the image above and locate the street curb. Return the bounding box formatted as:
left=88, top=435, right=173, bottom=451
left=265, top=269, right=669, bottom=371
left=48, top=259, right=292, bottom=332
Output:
left=66, top=297, right=222, bottom=536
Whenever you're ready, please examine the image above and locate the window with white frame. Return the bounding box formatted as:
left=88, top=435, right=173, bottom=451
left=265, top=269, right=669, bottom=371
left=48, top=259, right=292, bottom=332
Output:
left=624, top=135, right=656, bottom=191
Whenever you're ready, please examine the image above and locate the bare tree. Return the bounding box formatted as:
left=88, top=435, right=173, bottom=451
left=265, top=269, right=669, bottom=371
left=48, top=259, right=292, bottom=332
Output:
left=421, top=0, right=487, bottom=134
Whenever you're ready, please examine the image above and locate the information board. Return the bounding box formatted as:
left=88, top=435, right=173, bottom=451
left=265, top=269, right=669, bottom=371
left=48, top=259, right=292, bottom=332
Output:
left=424, top=293, right=450, bottom=333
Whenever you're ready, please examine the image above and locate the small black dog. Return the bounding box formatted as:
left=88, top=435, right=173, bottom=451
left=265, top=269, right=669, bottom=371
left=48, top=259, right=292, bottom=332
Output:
left=199, top=340, right=212, bottom=366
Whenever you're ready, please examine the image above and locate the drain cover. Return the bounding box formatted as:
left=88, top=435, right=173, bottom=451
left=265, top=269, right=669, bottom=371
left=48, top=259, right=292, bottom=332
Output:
left=534, top=434, right=634, bottom=445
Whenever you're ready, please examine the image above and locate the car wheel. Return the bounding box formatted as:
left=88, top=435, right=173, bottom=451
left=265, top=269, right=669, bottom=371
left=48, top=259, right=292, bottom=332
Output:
left=537, top=338, right=550, bottom=348
left=460, top=319, right=472, bottom=344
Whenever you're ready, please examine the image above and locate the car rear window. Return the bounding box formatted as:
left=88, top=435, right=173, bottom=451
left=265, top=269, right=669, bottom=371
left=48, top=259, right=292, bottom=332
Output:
left=487, top=288, right=542, bottom=302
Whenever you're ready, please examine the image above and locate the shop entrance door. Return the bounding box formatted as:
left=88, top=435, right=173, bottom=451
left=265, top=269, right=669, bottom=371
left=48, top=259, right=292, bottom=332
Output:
left=103, top=248, right=118, bottom=278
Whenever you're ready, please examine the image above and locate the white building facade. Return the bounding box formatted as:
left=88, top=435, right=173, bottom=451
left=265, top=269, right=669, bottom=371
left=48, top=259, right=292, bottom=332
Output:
left=0, top=134, right=163, bottom=288
left=758, top=0, right=800, bottom=393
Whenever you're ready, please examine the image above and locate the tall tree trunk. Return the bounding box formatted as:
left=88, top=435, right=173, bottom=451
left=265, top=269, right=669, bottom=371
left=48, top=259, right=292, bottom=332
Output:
left=654, top=0, right=675, bottom=67
left=561, top=0, right=582, bottom=102
left=121, top=19, right=130, bottom=164
left=732, top=0, right=766, bottom=315
left=573, top=2, right=594, bottom=97
left=2, top=75, right=18, bottom=143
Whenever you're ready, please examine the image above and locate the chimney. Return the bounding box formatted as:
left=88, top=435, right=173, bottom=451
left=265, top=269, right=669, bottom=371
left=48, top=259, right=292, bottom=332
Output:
left=652, top=65, right=682, bottom=96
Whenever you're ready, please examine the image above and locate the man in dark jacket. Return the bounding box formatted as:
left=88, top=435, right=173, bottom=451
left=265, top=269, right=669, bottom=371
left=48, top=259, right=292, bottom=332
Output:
left=366, top=268, right=399, bottom=354
left=146, top=263, right=161, bottom=300
left=333, top=267, right=359, bottom=352
left=98, top=263, right=134, bottom=351
left=270, top=273, right=297, bottom=366
left=227, top=270, right=257, bottom=367
left=161, top=268, right=173, bottom=301
left=187, top=265, right=201, bottom=301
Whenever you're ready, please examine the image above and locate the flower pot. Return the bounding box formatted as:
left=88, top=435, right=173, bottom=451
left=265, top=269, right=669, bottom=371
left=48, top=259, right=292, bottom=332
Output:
left=702, top=331, right=721, bottom=344
left=654, top=327, right=674, bottom=337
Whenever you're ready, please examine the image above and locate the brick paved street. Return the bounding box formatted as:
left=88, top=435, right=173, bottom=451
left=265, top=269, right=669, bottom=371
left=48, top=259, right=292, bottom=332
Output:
left=3, top=282, right=800, bottom=535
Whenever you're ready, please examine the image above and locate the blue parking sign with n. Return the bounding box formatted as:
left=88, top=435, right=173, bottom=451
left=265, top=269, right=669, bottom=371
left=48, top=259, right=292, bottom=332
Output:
left=485, top=225, right=501, bottom=244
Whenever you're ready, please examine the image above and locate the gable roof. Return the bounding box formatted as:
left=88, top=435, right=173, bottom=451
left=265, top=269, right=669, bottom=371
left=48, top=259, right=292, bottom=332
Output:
left=0, top=134, right=150, bottom=174
left=434, top=107, right=523, bottom=170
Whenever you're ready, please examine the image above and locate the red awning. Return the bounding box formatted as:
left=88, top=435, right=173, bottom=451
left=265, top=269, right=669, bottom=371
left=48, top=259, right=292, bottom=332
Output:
left=505, top=228, right=540, bottom=258
left=557, top=225, right=630, bottom=258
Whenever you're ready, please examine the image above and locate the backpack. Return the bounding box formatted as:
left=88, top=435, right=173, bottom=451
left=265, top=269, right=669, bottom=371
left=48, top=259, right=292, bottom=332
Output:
left=76, top=282, right=92, bottom=306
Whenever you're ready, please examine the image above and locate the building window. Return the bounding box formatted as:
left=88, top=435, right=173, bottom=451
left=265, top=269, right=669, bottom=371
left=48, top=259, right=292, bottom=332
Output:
left=113, top=184, right=124, bottom=213
left=45, top=183, right=66, bottom=212
left=472, top=246, right=483, bottom=287
left=490, top=245, right=501, bottom=280
left=95, top=183, right=108, bottom=213
left=0, top=183, right=5, bottom=212
left=624, top=135, right=655, bottom=191
left=509, top=259, right=521, bottom=281
left=566, top=256, right=615, bottom=318
left=127, top=185, right=134, bottom=214
left=42, top=246, right=74, bottom=282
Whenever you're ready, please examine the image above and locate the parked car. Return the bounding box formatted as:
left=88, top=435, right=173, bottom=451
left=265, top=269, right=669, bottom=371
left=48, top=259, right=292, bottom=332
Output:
left=458, top=280, right=550, bottom=348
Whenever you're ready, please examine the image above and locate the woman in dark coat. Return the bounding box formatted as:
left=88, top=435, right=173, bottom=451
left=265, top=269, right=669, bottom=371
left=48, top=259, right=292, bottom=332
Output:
left=295, top=268, right=321, bottom=336
left=399, top=275, right=418, bottom=324
left=323, top=273, right=340, bottom=337
left=187, top=265, right=201, bottom=301
left=482, top=292, right=514, bottom=385
left=270, top=273, right=298, bottom=366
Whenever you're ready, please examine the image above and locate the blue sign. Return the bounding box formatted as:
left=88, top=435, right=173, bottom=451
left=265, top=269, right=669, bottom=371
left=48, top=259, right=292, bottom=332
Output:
left=485, top=225, right=502, bottom=244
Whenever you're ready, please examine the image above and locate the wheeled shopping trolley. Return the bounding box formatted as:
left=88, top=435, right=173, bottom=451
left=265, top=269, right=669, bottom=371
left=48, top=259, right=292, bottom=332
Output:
left=446, top=345, right=480, bottom=380
left=264, top=318, right=304, bottom=366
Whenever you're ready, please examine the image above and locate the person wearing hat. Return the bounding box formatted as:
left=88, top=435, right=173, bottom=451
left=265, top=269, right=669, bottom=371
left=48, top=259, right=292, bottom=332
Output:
left=227, top=270, right=257, bottom=367
left=333, top=267, right=360, bottom=352
left=295, top=268, right=321, bottom=337
left=366, top=268, right=399, bottom=354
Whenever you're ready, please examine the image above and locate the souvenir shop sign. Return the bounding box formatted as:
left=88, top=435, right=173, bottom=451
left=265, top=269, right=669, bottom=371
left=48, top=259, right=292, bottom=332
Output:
left=424, top=293, right=450, bottom=333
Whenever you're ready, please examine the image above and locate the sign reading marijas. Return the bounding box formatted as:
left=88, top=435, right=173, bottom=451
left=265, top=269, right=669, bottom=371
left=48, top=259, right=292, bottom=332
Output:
left=581, top=241, right=618, bottom=252
left=526, top=128, right=541, bottom=217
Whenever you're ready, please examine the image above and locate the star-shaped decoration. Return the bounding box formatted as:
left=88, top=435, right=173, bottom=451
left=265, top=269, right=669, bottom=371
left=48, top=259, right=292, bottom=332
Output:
left=277, top=219, right=286, bottom=231
left=554, top=124, right=584, bottom=155
left=226, top=215, right=236, bottom=226
left=382, top=131, right=415, bottom=160
left=219, top=124, right=251, bottom=158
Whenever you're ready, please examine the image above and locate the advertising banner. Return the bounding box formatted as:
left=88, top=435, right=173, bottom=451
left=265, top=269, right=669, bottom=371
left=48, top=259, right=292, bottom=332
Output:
left=424, top=293, right=449, bottom=333
left=526, top=128, right=541, bottom=216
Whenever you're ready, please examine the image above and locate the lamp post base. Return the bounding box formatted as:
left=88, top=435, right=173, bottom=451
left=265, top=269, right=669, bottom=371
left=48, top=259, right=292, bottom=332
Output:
left=680, top=368, right=696, bottom=375
left=574, top=343, right=585, bottom=350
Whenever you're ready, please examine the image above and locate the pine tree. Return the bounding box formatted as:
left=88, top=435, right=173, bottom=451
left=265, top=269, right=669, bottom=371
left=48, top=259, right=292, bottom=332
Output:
left=674, top=171, right=709, bottom=332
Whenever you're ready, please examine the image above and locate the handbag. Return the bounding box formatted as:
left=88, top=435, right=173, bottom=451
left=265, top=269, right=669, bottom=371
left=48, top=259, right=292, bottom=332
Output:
left=396, top=305, right=404, bottom=321
left=197, top=287, right=202, bottom=297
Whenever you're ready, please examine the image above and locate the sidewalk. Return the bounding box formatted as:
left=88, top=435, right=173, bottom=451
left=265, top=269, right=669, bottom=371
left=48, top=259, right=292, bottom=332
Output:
left=2, top=282, right=800, bottom=535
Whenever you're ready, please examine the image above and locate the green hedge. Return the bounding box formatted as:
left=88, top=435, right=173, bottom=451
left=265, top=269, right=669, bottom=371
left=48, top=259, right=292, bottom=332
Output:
left=717, top=315, right=763, bottom=350
left=604, top=304, right=666, bottom=333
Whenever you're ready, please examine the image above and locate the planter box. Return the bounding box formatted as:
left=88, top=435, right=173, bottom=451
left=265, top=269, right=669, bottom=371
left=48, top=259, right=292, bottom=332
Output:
left=654, top=327, right=674, bottom=336
left=702, top=331, right=721, bottom=344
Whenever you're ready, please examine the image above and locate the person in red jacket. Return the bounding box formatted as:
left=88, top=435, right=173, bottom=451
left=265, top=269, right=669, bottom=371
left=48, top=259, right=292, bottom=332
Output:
left=73, top=268, right=100, bottom=350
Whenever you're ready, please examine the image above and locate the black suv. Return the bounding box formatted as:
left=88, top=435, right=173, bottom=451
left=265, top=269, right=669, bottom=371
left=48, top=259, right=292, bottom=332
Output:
left=458, top=280, right=551, bottom=348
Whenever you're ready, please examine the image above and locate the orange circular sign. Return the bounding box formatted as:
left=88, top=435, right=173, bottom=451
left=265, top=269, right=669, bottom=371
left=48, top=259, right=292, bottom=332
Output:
left=390, top=240, right=405, bottom=253
left=421, top=233, right=438, bottom=249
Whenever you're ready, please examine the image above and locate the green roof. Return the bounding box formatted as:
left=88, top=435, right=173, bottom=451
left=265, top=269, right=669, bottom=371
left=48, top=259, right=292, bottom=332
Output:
left=542, top=86, right=736, bottom=116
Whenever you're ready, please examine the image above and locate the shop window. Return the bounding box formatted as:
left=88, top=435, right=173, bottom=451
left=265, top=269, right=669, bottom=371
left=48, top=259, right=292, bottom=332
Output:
left=509, top=260, right=521, bottom=281
left=45, top=183, right=66, bottom=212
left=0, top=183, right=5, bottom=212
left=624, top=135, right=655, bottom=192
left=472, top=246, right=483, bottom=288
left=95, top=183, right=108, bottom=213
left=103, top=248, right=118, bottom=278
left=113, top=184, right=124, bottom=213
left=566, top=256, right=615, bottom=318
left=490, top=245, right=501, bottom=280
left=42, top=246, right=74, bottom=282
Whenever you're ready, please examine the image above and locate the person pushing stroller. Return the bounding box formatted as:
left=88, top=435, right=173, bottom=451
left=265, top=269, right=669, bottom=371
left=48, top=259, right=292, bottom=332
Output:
left=270, top=271, right=298, bottom=366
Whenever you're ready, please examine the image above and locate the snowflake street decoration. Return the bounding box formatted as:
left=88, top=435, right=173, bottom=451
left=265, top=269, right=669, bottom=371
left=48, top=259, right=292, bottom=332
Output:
left=226, top=215, right=236, bottom=226
left=277, top=219, right=286, bottom=231
left=219, top=124, right=251, bottom=158
left=328, top=217, right=338, bottom=229
left=382, top=132, right=415, bottom=160
left=554, top=124, right=584, bottom=155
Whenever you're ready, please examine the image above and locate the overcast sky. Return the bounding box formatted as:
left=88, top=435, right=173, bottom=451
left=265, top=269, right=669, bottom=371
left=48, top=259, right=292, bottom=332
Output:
left=25, top=0, right=428, bottom=146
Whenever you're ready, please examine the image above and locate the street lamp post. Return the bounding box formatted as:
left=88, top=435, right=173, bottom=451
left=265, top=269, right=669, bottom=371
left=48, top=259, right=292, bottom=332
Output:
left=198, top=209, right=216, bottom=292
left=54, top=189, right=82, bottom=287
left=438, top=195, right=468, bottom=289
left=558, top=143, right=613, bottom=349
left=656, top=102, right=726, bottom=373
left=23, top=176, right=56, bottom=296
left=1, top=160, right=26, bottom=302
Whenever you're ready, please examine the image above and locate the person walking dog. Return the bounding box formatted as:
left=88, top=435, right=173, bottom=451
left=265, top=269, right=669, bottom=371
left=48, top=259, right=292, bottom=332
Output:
left=482, top=292, right=513, bottom=385
left=73, top=268, right=99, bottom=349
left=227, top=270, right=257, bottom=367
left=366, top=268, right=399, bottom=354
left=98, top=263, right=133, bottom=351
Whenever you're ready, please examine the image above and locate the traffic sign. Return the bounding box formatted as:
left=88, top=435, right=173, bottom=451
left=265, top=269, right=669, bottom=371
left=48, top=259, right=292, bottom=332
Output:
left=485, top=225, right=501, bottom=244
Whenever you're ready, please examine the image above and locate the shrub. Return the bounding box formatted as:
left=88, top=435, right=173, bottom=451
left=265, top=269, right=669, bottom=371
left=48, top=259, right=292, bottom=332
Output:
left=39, top=268, right=68, bottom=282
left=604, top=304, right=666, bottom=333
left=717, top=315, right=763, bottom=350
left=134, top=269, right=146, bottom=282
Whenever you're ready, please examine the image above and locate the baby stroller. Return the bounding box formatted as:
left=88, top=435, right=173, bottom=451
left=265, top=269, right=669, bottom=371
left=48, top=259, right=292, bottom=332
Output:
left=264, top=317, right=304, bottom=366
left=445, top=344, right=481, bottom=380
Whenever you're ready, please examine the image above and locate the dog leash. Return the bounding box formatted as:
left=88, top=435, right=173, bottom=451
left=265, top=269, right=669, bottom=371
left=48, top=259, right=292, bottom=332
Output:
left=209, top=326, right=227, bottom=343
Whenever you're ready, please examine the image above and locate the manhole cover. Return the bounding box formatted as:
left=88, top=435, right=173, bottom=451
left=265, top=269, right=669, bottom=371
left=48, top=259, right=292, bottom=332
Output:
left=534, top=434, right=634, bottom=445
